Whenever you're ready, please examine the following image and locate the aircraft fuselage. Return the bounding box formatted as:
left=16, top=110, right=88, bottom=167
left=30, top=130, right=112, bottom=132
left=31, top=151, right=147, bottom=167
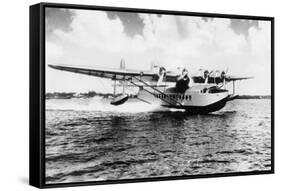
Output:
left=140, top=84, right=230, bottom=114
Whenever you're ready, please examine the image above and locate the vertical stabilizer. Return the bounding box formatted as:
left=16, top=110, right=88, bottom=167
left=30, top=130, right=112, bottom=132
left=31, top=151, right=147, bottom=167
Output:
left=120, top=58, right=125, bottom=69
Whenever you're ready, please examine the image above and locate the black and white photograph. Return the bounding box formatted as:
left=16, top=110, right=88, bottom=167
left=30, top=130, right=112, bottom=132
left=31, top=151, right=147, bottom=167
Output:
left=44, top=5, right=272, bottom=185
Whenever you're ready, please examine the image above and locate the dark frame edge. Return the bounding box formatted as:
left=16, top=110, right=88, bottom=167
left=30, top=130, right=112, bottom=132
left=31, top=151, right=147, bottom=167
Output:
left=43, top=170, right=273, bottom=189
left=29, top=2, right=275, bottom=189
left=41, top=2, right=273, bottom=20
left=271, top=17, right=275, bottom=174
left=29, top=3, right=44, bottom=188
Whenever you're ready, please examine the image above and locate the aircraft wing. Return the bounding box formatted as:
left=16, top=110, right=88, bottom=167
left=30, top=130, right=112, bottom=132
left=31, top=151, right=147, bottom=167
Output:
left=192, top=75, right=253, bottom=84
left=225, top=76, right=253, bottom=81
left=48, top=64, right=179, bottom=82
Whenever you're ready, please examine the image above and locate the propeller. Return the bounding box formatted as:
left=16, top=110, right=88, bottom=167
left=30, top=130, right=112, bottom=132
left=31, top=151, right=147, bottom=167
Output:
left=203, top=70, right=209, bottom=79
left=219, top=68, right=229, bottom=88
left=220, top=70, right=226, bottom=80
left=157, top=67, right=166, bottom=86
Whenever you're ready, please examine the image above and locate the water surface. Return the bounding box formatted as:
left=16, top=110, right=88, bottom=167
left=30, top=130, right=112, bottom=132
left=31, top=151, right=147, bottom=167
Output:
left=45, top=98, right=271, bottom=183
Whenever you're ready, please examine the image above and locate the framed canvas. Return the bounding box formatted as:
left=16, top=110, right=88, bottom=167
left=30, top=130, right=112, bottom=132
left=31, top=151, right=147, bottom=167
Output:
left=29, top=2, right=274, bottom=188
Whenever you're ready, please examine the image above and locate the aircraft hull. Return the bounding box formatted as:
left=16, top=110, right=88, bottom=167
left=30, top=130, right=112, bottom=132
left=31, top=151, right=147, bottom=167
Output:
left=138, top=88, right=230, bottom=114
left=163, top=96, right=229, bottom=114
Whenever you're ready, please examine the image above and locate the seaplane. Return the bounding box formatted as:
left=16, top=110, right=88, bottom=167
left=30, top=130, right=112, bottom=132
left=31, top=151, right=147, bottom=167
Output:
left=48, top=59, right=252, bottom=114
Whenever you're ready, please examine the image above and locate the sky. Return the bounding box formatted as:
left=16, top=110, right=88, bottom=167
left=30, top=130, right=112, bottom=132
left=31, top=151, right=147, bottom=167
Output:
left=46, top=8, right=271, bottom=95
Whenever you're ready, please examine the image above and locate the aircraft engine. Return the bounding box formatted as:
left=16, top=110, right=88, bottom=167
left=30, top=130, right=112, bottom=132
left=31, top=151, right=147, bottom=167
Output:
left=220, top=71, right=226, bottom=80
left=158, top=67, right=166, bottom=77
left=204, top=70, right=209, bottom=79
left=181, top=68, right=188, bottom=79
left=157, top=67, right=166, bottom=86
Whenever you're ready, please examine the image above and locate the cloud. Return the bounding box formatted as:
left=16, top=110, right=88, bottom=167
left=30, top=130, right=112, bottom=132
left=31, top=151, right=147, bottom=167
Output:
left=46, top=9, right=271, bottom=95
left=230, top=19, right=259, bottom=36
left=107, top=11, right=145, bottom=37
left=46, top=8, right=74, bottom=36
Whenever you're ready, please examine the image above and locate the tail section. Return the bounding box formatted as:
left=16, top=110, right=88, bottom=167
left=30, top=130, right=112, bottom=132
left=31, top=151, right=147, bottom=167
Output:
left=120, top=58, right=126, bottom=69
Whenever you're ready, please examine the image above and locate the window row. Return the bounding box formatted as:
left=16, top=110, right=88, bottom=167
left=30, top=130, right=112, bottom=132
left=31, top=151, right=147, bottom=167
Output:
left=155, top=94, right=192, bottom=100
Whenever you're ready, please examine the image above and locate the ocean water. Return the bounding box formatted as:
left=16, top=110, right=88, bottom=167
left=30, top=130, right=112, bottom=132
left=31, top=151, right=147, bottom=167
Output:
left=45, top=98, right=271, bottom=184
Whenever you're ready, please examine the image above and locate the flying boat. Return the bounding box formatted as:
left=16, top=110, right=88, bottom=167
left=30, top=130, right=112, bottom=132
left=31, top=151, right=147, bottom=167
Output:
left=48, top=59, right=252, bottom=114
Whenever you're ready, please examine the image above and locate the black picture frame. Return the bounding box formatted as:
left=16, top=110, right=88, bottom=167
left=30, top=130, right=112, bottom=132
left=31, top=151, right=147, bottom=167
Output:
left=30, top=2, right=274, bottom=188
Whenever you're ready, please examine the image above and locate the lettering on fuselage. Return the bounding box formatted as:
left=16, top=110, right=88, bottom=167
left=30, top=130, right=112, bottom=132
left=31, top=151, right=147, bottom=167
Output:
left=155, top=94, right=192, bottom=101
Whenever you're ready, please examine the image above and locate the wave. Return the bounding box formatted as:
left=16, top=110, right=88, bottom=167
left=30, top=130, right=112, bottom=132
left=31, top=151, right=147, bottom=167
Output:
left=46, top=97, right=185, bottom=113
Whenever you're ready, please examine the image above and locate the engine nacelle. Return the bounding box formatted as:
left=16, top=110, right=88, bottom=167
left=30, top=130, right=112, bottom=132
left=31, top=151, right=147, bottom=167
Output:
left=220, top=71, right=226, bottom=80
left=204, top=70, right=209, bottom=79
left=158, top=67, right=166, bottom=77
